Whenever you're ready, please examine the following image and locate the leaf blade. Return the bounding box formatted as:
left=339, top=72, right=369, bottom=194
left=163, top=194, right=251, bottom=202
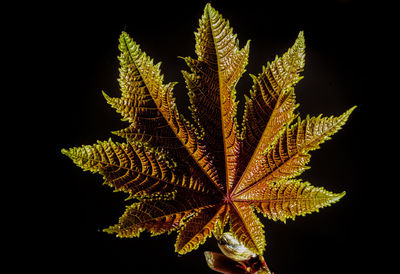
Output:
left=105, top=191, right=217, bottom=238
left=185, top=4, right=249, bottom=192
left=235, top=32, right=305, bottom=194
left=106, top=31, right=222, bottom=193
left=175, top=204, right=226, bottom=254
left=62, top=139, right=209, bottom=197
left=229, top=203, right=266, bottom=255
left=234, top=180, right=345, bottom=223
left=234, top=106, right=356, bottom=196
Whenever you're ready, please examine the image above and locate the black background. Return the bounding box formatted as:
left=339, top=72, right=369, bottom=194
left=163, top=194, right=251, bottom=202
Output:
left=33, top=0, right=381, bottom=273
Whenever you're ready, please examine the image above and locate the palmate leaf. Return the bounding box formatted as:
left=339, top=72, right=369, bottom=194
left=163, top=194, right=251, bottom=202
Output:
left=62, top=3, right=355, bottom=264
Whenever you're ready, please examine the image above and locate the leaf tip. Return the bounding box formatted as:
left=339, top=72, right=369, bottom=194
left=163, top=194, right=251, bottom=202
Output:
left=348, top=105, right=358, bottom=114
left=61, top=148, right=70, bottom=157
left=103, top=225, right=119, bottom=235
left=102, top=90, right=111, bottom=102
left=323, top=190, right=346, bottom=208
left=298, top=30, right=304, bottom=39
left=334, top=191, right=346, bottom=202
left=339, top=105, right=357, bottom=125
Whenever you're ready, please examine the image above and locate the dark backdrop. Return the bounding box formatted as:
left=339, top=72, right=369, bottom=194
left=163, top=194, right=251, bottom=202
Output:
left=44, top=0, right=376, bottom=273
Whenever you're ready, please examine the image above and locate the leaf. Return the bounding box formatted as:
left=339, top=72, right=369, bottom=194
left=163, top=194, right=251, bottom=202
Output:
left=175, top=205, right=226, bottom=254
left=235, top=180, right=345, bottom=223
left=106, top=31, right=221, bottom=191
left=235, top=32, right=305, bottom=194
left=61, top=139, right=210, bottom=197
left=62, top=3, right=354, bottom=265
left=234, top=106, right=356, bottom=196
left=105, top=191, right=215, bottom=237
left=229, top=202, right=266, bottom=255
left=183, top=3, right=249, bottom=192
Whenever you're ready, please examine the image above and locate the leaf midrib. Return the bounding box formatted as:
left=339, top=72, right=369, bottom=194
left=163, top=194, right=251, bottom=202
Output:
left=73, top=144, right=207, bottom=194
left=121, top=33, right=224, bottom=196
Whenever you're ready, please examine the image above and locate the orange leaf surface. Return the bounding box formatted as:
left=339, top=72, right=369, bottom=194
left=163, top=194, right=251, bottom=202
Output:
left=62, top=3, right=354, bottom=263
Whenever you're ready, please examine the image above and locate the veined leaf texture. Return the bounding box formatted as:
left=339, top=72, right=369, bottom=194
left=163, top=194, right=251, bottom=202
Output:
left=62, top=2, right=355, bottom=265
